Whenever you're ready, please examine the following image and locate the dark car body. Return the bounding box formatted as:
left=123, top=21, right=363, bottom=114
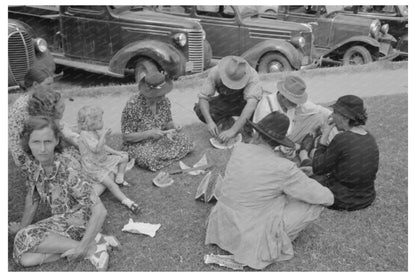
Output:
left=153, top=5, right=316, bottom=73
left=338, top=5, right=408, bottom=53
left=8, top=19, right=55, bottom=88
left=8, top=5, right=212, bottom=81
left=275, top=5, right=399, bottom=66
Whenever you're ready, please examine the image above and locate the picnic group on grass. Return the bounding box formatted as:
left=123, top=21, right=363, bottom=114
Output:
left=8, top=55, right=379, bottom=271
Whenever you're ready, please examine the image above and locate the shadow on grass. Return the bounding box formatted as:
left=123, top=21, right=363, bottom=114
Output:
left=8, top=94, right=408, bottom=271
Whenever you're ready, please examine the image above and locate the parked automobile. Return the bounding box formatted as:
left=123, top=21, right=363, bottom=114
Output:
left=8, top=19, right=55, bottom=89
left=8, top=5, right=212, bottom=81
left=153, top=5, right=316, bottom=73
left=274, top=5, right=399, bottom=66
left=339, top=5, right=408, bottom=53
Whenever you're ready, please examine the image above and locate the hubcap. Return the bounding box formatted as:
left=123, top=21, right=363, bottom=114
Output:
left=350, top=53, right=365, bottom=65
left=269, top=61, right=284, bottom=72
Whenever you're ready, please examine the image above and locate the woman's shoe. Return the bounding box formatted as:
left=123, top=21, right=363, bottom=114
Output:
left=95, top=233, right=121, bottom=250
left=86, top=243, right=109, bottom=271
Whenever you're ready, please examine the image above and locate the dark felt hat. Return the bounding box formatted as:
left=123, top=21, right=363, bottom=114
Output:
left=329, top=95, right=365, bottom=120
left=247, top=111, right=295, bottom=148
left=139, top=72, right=173, bottom=98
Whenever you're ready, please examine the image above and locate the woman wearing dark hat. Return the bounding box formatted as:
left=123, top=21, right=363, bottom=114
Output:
left=205, top=111, right=334, bottom=270
left=307, top=95, right=379, bottom=211
left=121, top=72, right=193, bottom=171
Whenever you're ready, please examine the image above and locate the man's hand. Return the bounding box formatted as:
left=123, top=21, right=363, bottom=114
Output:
left=8, top=222, right=21, bottom=234
left=218, top=129, right=237, bottom=143
left=207, top=121, right=219, bottom=137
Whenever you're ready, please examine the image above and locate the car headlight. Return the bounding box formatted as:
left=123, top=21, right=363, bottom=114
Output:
left=370, top=20, right=381, bottom=39
left=173, top=33, right=187, bottom=47
left=381, top=24, right=389, bottom=35
left=34, top=38, right=48, bottom=53
left=291, top=36, right=306, bottom=48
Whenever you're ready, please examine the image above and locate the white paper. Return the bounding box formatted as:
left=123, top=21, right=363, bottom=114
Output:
left=122, top=218, right=161, bottom=237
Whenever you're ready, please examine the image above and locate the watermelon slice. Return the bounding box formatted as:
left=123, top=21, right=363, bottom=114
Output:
left=152, top=171, right=174, bottom=188
left=209, top=133, right=242, bottom=150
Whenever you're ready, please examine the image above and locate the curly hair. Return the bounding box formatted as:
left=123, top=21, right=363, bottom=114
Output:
left=22, top=65, right=52, bottom=90
left=27, top=88, right=62, bottom=118
left=349, top=109, right=368, bottom=127
left=77, top=105, right=104, bottom=131
left=20, top=116, right=63, bottom=158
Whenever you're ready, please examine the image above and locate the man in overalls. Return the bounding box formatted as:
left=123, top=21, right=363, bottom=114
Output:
left=194, top=56, right=263, bottom=142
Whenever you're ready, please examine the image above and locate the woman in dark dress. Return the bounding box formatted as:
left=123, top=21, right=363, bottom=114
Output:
left=301, top=95, right=379, bottom=211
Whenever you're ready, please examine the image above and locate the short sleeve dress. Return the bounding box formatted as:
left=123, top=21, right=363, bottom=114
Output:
left=121, top=94, right=193, bottom=171
left=13, top=152, right=101, bottom=265
left=78, top=130, right=125, bottom=182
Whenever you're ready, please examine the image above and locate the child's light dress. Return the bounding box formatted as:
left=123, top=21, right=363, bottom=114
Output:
left=78, top=130, right=123, bottom=182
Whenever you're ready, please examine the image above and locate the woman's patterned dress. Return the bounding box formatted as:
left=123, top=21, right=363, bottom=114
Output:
left=121, top=94, right=193, bottom=171
left=13, top=152, right=101, bottom=265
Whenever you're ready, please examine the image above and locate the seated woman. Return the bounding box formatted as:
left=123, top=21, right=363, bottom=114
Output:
left=302, top=95, right=380, bottom=211
left=121, top=72, right=193, bottom=171
left=8, top=116, right=117, bottom=271
left=9, top=68, right=79, bottom=171
left=205, top=111, right=334, bottom=270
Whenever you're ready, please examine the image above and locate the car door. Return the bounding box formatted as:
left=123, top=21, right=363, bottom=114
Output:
left=194, top=5, right=241, bottom=58
left=61, top=6, right=111, bottom=62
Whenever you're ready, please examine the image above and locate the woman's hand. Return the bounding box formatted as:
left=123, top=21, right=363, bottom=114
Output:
left=8, top=222, right=21, bottom=234
left=175, top=124, right=182, bottom=132
left=61, top=244, right=89, bottom=261
left=148, top=129, right=164, bottom=139
left=207, top=121, right=219, bottom=137
left=103, top=128, right=112, bottom=137
left=320, top=116, right=335, bottom=145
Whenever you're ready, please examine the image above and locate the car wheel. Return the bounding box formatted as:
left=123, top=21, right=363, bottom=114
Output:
left=342, top=46, right=373, bottom=66
left=135, top=58, right=159, bottom=82
left=258, top=53, right=292, bottom=73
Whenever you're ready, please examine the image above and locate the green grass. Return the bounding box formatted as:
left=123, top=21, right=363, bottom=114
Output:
left=8, top=93, right=407, bottom=271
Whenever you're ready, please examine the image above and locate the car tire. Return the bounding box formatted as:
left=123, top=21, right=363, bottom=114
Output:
left=258, top=53, right=292, bottom=73
left=135, top=58, right=159, bottom=82
left=342, top=46, right=373, bottom=66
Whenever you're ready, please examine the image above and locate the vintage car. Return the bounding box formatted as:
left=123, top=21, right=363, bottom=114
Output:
left=339, top=5, right=408, bottom=53
left=274, top=5, right=399, bottom=66
left=153, top=5, right=316, bottom=73
left=8, top=19, right=55, bottom=89
left=8, top=5, right=212, bottom=81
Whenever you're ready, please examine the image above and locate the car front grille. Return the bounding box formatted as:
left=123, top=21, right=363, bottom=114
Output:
left=187, top=31, right=204, bottom=73
left=8, top=30, right=34, bottom=86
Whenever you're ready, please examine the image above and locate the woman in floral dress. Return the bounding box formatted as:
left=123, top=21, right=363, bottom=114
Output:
left=8, top=116, right=115, bottom=271
left=121, top=72, right=193, bottom=171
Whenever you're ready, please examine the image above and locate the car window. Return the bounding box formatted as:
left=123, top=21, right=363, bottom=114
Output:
left=196, top=5, right=235, bottom=19
left=156, top=5, right=192, bottom=15
left=287, top=5, right=320, bottom=15
left=68, top=6, right=106, bottom=16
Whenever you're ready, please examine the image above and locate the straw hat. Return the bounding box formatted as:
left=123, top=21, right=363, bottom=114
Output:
left=276, top=75, right=307, bottom=105
left=218, top=56, right=250, bottom=90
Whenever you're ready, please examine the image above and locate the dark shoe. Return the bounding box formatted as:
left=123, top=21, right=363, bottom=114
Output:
left=300, top=158, right=312, bottom=167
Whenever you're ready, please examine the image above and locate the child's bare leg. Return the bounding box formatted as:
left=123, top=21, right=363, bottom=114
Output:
left=115, top=153, right=129, bottom=184
left=102, top=174, right=140, bottom=214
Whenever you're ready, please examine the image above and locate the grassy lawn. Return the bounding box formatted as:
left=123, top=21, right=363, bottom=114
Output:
left=8, top=93, right=407, bottom=271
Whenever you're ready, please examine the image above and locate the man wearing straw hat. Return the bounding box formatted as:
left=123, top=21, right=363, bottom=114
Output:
left=253, top=75, right=337, bottom=147
left=194, top=56, right=263, bottom=142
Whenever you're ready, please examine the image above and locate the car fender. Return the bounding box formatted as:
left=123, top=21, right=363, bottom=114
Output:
left=322, top=35, right=380, bottom=57
left=241, top=40, right=303, bottom=70
left=109, top=40, right=187, bottom=78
